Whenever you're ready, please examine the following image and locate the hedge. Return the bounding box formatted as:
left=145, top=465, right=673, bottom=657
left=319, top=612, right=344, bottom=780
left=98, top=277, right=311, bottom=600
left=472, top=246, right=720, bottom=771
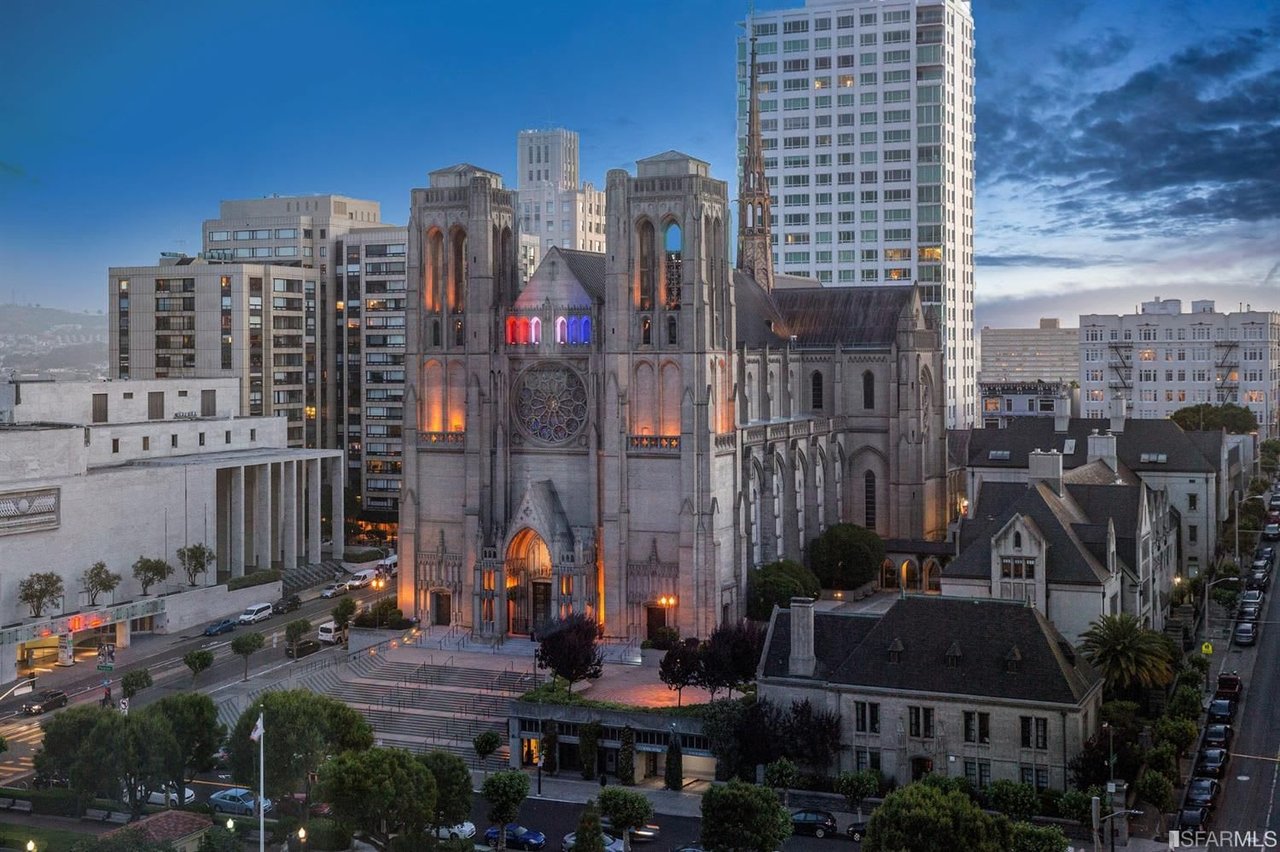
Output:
left=227, top=570, right=281, bottom=591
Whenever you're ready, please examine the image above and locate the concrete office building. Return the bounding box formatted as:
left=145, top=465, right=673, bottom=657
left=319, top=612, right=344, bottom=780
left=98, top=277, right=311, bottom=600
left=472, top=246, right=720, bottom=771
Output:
left=0, top=378, right=342, bottom=684
left=978, top=318, right=1080, bottom=428
left=516, top=129, right=607, bottom=255
left=735, top=0, right=976, bottom=429
left=1079, top=298, right=1280, bottom=437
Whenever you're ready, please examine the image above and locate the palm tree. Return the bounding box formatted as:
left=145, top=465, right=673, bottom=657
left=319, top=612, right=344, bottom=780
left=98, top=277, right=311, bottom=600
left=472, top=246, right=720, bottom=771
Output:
left=1080, top=613, right=1174, bottom=695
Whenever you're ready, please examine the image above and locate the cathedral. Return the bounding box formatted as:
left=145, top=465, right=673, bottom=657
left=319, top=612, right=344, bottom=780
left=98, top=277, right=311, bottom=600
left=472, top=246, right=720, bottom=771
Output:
left=398, top=46, right=947, bottom=641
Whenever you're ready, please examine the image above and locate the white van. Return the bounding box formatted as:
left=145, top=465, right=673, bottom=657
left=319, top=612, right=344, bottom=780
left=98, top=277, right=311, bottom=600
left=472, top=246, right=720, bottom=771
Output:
left=376, top=554, right=398, bottom=577
left=238, top=603, right=273, bottom=625
left=346, top=569, right=378, bottom=590
left=317, top=621, right=341, bottom=645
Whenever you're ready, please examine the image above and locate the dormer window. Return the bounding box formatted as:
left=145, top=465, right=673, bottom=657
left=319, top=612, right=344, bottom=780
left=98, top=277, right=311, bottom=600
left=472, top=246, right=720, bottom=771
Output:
left=945, top=641, right=961, bottom=669
left=1005, top=645, right=1022, bottom=673
left=888, top=637, right=904, bottom=664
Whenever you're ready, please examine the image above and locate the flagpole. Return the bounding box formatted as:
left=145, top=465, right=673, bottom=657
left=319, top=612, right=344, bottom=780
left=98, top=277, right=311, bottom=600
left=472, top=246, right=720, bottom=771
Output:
left=259, top=717, right=265, bottom=852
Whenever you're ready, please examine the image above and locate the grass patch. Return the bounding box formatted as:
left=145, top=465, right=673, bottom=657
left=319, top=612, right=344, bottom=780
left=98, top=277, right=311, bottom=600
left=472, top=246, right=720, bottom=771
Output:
left=0, top=824, right=94, bottom=852
left=343, top=547, right=384, bottom=563
left=519, top=677, right=711, bottom=717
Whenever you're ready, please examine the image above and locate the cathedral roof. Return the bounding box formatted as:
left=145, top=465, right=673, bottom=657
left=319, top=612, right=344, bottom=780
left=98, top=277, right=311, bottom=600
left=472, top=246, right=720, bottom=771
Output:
left=772, top=285, right=918, bottom=346
left=514, top=248, right=605, bottom=308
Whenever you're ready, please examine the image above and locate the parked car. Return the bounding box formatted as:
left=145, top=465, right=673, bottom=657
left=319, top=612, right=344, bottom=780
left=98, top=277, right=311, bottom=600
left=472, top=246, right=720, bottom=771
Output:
left=1207, top=698, right=1236, bottom=724
left=1196, top=748, right=1230, bottom=778
left=790, top=809, right=839, bottom=839
left=1251, top=557, right=1271, bottom=573
left=320, top=583, right=348, bottom=599
left=562, top=832, right=624, bottom=852
left=1177, top=807, right=1211, bottom=831
left=31, top=772, right=69, bottom=790
left=346, top=569, right=378, bottom=590
left=434, top=822, right=476, bottom=840
left=238, top=603, right=273, bottom=624
left=845, top=819, right=870, bottom=842
left=1204, top=724, right=1234, bottom=750
left=600, top=817, right=661, bottom=843
left=272, top=594, right=302, bottom=614
left=1249, top=570, right=1271, bottom=591
left=1214, top=672, right=1243, bottom=702
left=203, top=618, right=237, bottom=637
left=1234, top=621, right=1259, bottom=646
left=1185, top=777, right=1221, bottom=809
left=1238, top=603, right=1262, bottom=623
left=22, top=689, right=68, bottom=715
left=286, top=639, right=322, bottom=659
left=277, top=793, right=332, bottom=820
left=1264, top=523, right=1280, bottom=541
left=485, top=824, right=546, bottom=850
left=209, top=787, right=273, bottom=816
left=129, top=784, right=196, bottom=808
left=1241, top=589, right=1264, bottom=606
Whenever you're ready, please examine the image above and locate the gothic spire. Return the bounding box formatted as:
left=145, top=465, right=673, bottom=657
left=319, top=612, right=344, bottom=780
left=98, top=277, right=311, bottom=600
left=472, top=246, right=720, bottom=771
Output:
left=737, top=10, right=774, bottom=292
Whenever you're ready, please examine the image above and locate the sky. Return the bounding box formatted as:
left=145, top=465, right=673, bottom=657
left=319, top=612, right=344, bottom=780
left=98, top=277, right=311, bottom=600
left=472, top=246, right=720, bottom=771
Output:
left=1, top=0, right=1277, bottom=329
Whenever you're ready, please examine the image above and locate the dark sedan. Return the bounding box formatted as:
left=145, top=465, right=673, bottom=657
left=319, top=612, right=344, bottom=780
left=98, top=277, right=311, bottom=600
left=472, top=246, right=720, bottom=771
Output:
left=22, top=689, right=68, bottom=715
left=272, top=594, right=302, bottom=614
left=791, top=809, right=839, bottom=839
left=1204, top=724, right=1233, bottom=750
left=1186, top=777, right=1221, bottom=809
left=1238, top=603, right=1262, bottom=623
left=1178, top=807, right=1210, bottom=831
left=600, top=817, right=660, bottom=843
left=203, top=618, right=237, bottom=636
left=1248, top=570, right=1271, bottom=591
left=286, top=639, right=322, bottom=659
left=1196, top=748, right=1230, bottom=778
left=1255, top=545, right=1276, bottom=565
left=486, top=824, right=547, bottom=851
left=1207, top=699, right=1235, bottom=724
left=1234, top=621, right=1258, bottom=646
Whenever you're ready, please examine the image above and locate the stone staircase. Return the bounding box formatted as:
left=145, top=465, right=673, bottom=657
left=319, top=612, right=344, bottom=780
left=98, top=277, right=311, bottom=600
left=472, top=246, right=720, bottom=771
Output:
left=282, top=560, right=343, bottom=595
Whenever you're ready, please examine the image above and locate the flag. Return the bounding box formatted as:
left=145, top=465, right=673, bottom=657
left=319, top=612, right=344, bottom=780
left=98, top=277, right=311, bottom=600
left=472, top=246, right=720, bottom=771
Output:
left=249, top=712, right=264, bottom=743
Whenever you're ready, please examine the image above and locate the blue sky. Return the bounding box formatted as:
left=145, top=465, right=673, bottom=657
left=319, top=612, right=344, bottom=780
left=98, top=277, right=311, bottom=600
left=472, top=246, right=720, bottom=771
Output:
left=2, top=0, right=1277, bottom=328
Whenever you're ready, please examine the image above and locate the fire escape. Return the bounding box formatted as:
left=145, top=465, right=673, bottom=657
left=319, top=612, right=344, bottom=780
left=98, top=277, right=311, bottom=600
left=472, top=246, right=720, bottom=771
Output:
left=1107, top=341, right=1132, bottom=393
left=1214, top=339, right=1239, bottom=404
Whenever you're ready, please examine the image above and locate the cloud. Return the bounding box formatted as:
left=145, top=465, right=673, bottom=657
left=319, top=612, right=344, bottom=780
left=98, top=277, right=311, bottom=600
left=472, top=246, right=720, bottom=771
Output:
left=1054, top=30, right=1134, bottom=72
left=0, top=162, right=26, bottom=179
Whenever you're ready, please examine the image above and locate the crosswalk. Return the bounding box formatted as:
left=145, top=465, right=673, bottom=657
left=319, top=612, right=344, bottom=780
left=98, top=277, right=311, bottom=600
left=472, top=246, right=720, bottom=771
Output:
left=0, top=716, right=48, bottom=785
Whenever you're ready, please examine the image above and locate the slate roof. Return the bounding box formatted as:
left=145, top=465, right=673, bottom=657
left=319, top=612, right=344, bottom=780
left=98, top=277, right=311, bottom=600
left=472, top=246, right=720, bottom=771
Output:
left=732, top=270, right=790, bottom=347
left=558, top=249, right=606, bottom=302
left=514, top=247, right=604, bottom=307
left=763, top=597, right=1100, bottom=706
left=731, top=272, right=925, bottom=349
left=947, top=481, right=1112, bottom=585
left=966, top=418, right=1216, bottom=473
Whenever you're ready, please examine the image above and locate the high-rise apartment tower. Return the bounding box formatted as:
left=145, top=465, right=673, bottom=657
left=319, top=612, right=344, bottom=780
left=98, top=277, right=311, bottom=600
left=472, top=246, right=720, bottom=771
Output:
left=516, top=129, right=607, bottom=256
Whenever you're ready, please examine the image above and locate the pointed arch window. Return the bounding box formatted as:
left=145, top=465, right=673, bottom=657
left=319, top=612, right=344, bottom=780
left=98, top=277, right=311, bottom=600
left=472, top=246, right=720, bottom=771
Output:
left=864, top=470, right=877, bottom=529
left=449, top=229, right=467, bottom=313
left=580, top=316, right=591, bottom=343
left=568, top=316, right=581, bottom=345
left=453, top=319, right=464, bottom=346
left=667, top=315, right=678, bottom=345
left=862, top=370, right=875, bottom=409
left=530, top=317, right=542, bottom=344
left=811, top=371, right=824, bottom=409
left=663, top=222, right=682, bottom=309
left=1013, top=531, right=1023, bottom=550
left=431, top=320, right=441, bottom=347
left=641, top=316, right=652, bottom=345
left=637, top=220, right=656, bottom=311
left=555, top=316, right=568, bottom=344
left=517, top=317, right=530, bottom=345
left=505, top=316, right=517, bottom=345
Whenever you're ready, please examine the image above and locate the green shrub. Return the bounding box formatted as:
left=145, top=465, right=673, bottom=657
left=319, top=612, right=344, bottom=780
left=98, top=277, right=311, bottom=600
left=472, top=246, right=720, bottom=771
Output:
left=343, top=548, right=383, bottom=563
left=617, top=726, right=636, bottom=786
left=22, top=787, right=81, bottom=816
left=649, top=626, right=681, bottom=651
left=1037, top=787, right=1064, bottom=818
left=580, top=721, right=602, bottom=780
left=807, top=523, right=885, bottom=590
left=746, top=560, right=820, bottom=620
left=303, top=817, right=353, bottom=851
left=226, top=570, right=281, bottom=591
left=1167, top=685, right=1202, bottom=720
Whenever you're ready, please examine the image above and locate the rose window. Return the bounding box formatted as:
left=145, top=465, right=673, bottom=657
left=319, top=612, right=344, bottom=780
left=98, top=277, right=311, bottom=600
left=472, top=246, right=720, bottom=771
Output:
left=514, top=365, right=588, bottom=444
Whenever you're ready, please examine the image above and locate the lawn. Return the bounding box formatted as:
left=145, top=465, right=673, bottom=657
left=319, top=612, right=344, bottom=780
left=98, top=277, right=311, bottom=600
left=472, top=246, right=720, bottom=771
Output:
left=0, top=822, right=95, bottom=852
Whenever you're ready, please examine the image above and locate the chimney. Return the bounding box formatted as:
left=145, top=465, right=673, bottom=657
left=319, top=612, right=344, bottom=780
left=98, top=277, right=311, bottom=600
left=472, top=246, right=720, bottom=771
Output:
left=1109, top=394, right=1127, bottom=434
left=1087, top=428, right=1118, bottom=472
left=788, top=596, right=816, bottom=678
left=1028, top=449, right=1063, bottom=495
left=1053, top=396, right=1070, bottom=433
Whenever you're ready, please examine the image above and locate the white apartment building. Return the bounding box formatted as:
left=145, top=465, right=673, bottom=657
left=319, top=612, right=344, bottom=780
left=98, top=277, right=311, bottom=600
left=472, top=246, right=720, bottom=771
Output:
left=1080, top=298, right=1280, bottom=438
left=515, top=129, right=607, bottom=255
left=108, top=258, right=314, bottom=446
left=736, top=0, right=976, bottom=428
left=333, top=227, right=408, bottom=532
left=0, top=378, right=342, bottom=684
left=978, top=318, right=1080, bottom=428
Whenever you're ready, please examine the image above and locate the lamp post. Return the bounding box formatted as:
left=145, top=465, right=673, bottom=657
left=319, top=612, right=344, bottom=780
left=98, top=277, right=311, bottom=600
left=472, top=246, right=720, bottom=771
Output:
left=1203, top=574, right=1242, bottom=645
left=1101, top=722, right=1116, bottom=782
left=537, top=753, right=544, bottom=796
left=27, top=841, right=35, bottom=852
left=297, top=826, right=307, bottom=849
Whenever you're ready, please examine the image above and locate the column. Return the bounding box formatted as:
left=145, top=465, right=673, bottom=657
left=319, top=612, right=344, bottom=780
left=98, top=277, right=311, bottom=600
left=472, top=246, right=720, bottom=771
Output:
left=231, top=466, right=246, bottom=578
left=115, top=619, right=132, bottom=650
left=296, top=459, right=305, bottom=557
left=329, top=457, right=344, bottom=556
left=307, top=458, right=322, bottom=565
left=254, top=463, right=272, bottom=571
left=283, top=461, right=298, bottom=573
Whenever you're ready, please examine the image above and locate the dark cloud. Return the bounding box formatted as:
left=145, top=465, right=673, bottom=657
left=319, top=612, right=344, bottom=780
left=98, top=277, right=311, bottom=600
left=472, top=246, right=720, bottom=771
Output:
left=979, top=27, right=1280, bottom=235
left=975, top=282, right=1280, bottom=330
left=977, top=253, right=1125, bottom=269
left=1054, top=30, right=1134, bottom=73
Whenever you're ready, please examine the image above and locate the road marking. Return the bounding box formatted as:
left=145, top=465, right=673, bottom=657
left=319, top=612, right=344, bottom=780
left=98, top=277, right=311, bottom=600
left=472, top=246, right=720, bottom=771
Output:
left=1268, top=746, right=1280, bottom=830
left=1237, top=775, right=1251, bottom=781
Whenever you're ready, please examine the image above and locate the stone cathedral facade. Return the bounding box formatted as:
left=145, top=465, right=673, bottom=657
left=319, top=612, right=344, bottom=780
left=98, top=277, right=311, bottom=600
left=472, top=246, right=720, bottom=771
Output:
left=398, top=154, right=947, bottom=642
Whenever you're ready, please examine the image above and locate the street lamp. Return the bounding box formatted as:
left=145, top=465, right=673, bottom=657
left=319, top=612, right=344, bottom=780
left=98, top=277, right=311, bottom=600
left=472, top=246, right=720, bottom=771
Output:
left=227, top=817, right=235, bottom=832
left=297, top=826, right=307, bottom=848
left=1101, top=722, right=1116, bottom=782
left=26, top=841, right=35, bottom=852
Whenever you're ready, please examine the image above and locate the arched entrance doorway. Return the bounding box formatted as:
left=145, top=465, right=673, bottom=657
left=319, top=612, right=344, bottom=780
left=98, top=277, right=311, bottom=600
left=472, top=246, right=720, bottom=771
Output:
left=506, top=528, right=554, bottom=637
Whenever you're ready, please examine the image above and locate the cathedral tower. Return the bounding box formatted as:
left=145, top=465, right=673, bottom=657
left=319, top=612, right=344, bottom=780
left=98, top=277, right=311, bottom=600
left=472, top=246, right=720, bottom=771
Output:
left=736, top=20, right=774, bottom=292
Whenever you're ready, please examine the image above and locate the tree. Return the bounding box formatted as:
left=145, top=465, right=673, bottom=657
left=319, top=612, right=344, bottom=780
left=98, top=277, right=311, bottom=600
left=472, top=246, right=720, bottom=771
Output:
left=579, top=721, right=602, bottom=780
left=699, top=698, right=747, bottom=781
left=598, top=787, right=654, bottom=852
left=120, top=668, right=153, bottom=699
left=285, top=618, right=312, bottom=656
left=318, top=746, right=437, bottom=841
left=575, top=799, right=607, bottom=852
left=617, top=726, right=636, bottom=786
left=482, top=770, right=530, bottom=852
left=782, top=698, right=843, bottom=773
left=1145, top=742, right=1180, bottom=786
left=542, top=720, right=559, bottom=775
left=332, top=596, right=358, bottom=631
left=1079, top=613, right=1174, bottom=695
left=1008, top=821, right=1070, bottom=852
left=863, top=782, right=1005, bottom=852
left=836, top=770, right=880, bottom=820
left=151, top=693, right=223, bottom=785
left=227, top=689, right=373, bottom=798
left=473, top=730, right=502, bottom=778
left=77, top=708, right=180, bottom=818
left=1171, top=403, right=1258, bottom=434
left=231, top=631, right=265, bottom=681
left=664, top=729, right=683, bottom=791
left=700, top=779, right=792, bottom=852
left=764, top=757, right=798, bottom=807
left=985, top=780, right=1039, bottom=823
left=18, top=571, right=64, bottom=617
left=1135, top=769, right=1174, bottom=839
left=176, top=543, right=216, bottom=586
left=1166, top=684, right=1203, bottom=721
left=808, top=523, right=885, bottom=590
left=132, top=556, right=174, bottom=595
left=745, top=559, right=820, bottom=621
left=535, top=612, right=604, bottom=694
left=34, top=704, right=108, bottom=796
left=183, top=649, right=214, bottom=685
left=1154, top=716, right=1199, bottom=758
left=658, top=639, right=701, bottom=706
left=419, top=751, right=474, bottom=835
left=82, top=561, right=122, bottom=606
left=698, top=621, right=766, bottom=699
